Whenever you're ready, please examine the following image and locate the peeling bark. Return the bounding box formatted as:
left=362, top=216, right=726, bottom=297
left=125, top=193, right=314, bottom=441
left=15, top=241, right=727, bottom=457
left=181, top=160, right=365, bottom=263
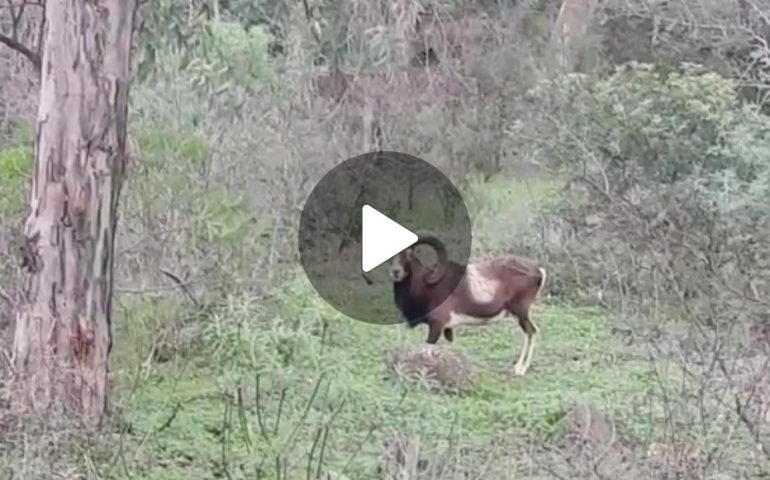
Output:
left=12, top=0, right=137, bottom=421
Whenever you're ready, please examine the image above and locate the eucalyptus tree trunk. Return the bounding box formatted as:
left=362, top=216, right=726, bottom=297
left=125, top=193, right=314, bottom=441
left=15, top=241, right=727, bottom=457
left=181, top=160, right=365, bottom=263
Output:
left=12, top=0, right=137, bottom=420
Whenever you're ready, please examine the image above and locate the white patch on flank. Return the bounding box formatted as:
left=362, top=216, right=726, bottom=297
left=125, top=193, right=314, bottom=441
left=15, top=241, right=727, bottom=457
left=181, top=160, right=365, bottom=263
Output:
left=464, top=263, right=499, bottom=304
left=445, top=310, right=509, bottom=329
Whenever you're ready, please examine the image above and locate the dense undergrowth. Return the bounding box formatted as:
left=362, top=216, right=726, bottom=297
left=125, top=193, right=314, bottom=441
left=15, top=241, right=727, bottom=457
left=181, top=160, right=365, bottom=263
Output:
left=95, top=177, right=660, bottom=480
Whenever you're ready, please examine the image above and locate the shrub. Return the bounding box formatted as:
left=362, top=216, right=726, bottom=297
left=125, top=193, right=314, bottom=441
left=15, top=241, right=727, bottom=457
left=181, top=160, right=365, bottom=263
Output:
left=186, top=20, right=278, bottom=93
left=522, top=62, right=770, bottom=470
left=522, top=62, right=770, bottom=307
left=527, top=62, right=767, bottom=189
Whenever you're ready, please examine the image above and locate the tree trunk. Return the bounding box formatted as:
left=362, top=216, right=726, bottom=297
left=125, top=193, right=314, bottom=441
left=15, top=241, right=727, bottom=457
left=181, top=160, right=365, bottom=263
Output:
left=12, top=0, right=137, bottom=421
left=551, top=0, right=598, bottom=71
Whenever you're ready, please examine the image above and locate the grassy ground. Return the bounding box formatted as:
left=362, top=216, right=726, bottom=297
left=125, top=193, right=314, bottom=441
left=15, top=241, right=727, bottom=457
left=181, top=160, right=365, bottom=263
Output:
left=93, top=174, right=659, bottom=479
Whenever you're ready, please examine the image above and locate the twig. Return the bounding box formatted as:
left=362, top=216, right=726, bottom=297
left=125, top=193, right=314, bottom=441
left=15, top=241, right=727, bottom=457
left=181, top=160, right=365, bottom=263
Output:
left=0, top=32, right=41, bottom=70
left=715, top=353, right=770, bottom=462
left=155, top=402, right=181, bottom=433
left=159, top=268, right=201, bottom=308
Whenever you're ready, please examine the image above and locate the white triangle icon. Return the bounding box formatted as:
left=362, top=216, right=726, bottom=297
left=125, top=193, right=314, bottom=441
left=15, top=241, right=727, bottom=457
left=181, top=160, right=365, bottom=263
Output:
left=361, top=205, right=418, bottom=273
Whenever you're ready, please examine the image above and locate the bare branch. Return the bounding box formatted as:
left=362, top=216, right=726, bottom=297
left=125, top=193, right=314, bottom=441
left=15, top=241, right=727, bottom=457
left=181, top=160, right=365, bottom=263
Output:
left=0, top=32, right=41, bottom=70
left=159, top=268, right=201, bottom=308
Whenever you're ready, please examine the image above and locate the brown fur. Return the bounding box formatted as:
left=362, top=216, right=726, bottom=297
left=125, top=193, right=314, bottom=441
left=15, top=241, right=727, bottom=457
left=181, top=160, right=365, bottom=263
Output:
left=390, top=236, right=546, bottom=374
left=420, top=257, right=544, bottom=342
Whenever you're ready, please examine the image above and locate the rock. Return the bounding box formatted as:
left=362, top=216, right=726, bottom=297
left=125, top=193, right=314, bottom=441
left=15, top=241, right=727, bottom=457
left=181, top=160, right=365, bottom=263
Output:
left=545, top=403, right=642, bottom=478
left=563, top=402, right=615, bottom=446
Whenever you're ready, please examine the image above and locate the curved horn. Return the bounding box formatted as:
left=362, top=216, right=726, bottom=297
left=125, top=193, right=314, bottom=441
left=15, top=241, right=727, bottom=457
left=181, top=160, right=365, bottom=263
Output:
left=412, top=232, right=448, bottom=263
left=411, top=231, right=448, bottom=284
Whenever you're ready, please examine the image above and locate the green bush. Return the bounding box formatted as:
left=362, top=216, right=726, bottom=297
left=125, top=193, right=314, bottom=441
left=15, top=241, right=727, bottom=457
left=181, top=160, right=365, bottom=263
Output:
left=119, top=124, right=270, bottom=316
left=135, top=128, right=209, bottom=172
left=522, top=62, right=770, bottom=312
left=526, top=62, right=769, bottom=189
left=518, top=62, right=770, bottom=470
left=184, top=20, right=277, bottom=96
left=135, top=4, right=279, bottom=103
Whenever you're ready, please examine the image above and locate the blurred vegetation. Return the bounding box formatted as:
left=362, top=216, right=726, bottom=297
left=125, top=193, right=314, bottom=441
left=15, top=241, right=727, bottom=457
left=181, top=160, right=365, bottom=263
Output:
left=2, top=0, right=770, bottom=478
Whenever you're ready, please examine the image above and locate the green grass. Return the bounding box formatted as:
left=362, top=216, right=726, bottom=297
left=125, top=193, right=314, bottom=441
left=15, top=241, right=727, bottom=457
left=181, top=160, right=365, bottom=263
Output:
left=97, top=175, right=660, bottom=479
left=0, top=143, right=33, bottom=215
left=103, top=284, right=655, bottom=479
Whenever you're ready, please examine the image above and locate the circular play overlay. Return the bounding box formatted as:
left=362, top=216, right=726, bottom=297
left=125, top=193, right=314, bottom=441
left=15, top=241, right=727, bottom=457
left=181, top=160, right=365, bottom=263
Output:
left=298, top=151, right=472, bottom=325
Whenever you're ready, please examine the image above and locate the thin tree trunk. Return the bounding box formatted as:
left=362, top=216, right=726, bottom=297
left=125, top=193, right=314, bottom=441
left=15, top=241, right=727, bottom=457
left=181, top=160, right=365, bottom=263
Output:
left=551, top=0, right=598, bottom=71
left=12, top=0, right=137, bottom=421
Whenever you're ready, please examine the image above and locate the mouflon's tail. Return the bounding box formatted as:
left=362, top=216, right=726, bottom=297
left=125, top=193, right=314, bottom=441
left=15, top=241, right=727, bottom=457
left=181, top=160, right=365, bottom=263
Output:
left=535, top=267, right=547, bottom=298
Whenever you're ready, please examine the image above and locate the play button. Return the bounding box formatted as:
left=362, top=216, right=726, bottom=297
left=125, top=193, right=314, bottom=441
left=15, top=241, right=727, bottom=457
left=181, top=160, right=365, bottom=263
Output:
left=297, top=151, right=472, bottom=325
left=361, top=205, right=418, bottom=272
